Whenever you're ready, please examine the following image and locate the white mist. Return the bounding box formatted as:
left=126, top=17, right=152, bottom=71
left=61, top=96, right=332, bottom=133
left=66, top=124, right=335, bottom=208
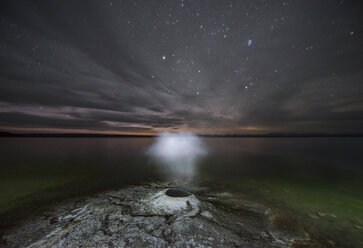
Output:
left=147, top=132, right=207, bottom=180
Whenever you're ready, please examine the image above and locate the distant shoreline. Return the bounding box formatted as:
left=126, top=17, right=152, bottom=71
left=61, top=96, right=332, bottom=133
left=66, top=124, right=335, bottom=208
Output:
left=1, top=132, right=363, bottom=138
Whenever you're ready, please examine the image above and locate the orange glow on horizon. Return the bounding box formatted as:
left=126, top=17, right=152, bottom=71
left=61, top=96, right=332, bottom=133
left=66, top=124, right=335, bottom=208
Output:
left=1, top=124, right=275, bottom=136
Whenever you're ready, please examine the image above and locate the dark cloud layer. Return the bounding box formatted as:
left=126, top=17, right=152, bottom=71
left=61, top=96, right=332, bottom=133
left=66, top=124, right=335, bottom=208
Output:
left=0, top=0, right=362, bottom=134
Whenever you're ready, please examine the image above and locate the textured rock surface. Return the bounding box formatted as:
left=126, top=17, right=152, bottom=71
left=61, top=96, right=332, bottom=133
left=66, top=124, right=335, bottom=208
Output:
left=1, top=182, right=311, bottom=248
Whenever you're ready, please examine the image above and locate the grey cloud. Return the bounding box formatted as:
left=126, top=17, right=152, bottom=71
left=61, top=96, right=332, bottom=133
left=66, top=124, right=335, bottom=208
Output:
left=0, top=0, right=362, bottom=134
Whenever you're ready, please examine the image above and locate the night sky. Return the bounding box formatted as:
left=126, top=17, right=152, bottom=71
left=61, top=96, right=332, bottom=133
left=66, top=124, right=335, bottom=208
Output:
left=0, top=0, right=362, bottom=135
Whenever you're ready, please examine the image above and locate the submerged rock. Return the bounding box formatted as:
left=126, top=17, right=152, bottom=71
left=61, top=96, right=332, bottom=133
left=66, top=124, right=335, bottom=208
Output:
left=1, top=182, right=311, bottom=248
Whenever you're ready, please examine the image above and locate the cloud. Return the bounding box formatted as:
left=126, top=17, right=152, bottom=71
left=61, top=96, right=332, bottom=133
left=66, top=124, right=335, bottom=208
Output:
left=0, top=0, right=362, bottom=134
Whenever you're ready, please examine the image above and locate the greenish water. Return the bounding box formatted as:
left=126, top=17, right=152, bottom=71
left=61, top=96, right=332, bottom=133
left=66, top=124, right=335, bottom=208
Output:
left=0, top=137, right=362, bottom=247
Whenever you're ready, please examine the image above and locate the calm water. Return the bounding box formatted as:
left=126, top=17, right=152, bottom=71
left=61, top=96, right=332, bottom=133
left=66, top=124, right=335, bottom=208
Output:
left=0, top=137, right=362, bottom=246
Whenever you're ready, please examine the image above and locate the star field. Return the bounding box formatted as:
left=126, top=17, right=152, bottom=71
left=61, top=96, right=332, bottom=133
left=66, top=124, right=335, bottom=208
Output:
left=0, top=0, right=362, bottom=134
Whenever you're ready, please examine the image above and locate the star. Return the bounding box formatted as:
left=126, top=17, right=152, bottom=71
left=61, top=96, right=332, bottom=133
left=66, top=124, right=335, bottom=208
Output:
left=0, top=0, right=361, bottom=136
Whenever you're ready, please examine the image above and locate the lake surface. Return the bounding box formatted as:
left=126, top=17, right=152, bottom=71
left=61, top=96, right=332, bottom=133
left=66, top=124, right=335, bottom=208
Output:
left=0, top=137, right=362, bottom=247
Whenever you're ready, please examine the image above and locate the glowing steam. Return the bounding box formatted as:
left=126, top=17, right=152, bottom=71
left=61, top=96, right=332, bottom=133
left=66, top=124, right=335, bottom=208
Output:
left=147, top=132, right=207, bottom=179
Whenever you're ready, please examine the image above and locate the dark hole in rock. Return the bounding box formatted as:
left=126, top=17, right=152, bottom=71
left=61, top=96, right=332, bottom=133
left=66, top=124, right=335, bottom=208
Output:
left=165, top=188, right=191, bottom=197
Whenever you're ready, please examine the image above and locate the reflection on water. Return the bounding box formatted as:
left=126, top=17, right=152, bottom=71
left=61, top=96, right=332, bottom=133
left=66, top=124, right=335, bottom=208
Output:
left=203, top=137, right=363, bottom=182
left=0, top=137, right=362, bottom=246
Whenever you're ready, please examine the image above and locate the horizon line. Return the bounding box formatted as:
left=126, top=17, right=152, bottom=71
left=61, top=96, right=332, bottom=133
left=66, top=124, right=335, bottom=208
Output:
left=1, top=131, right=363, bottom=138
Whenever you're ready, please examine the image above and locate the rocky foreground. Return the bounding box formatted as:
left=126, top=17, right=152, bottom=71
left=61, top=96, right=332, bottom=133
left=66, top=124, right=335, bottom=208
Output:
left=2, top=182, right=314, bottom=248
